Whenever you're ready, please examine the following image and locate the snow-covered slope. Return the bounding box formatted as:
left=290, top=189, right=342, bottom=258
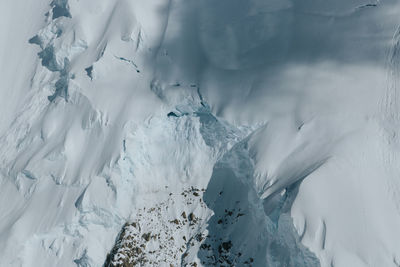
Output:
left=1, top=0, right=400, bottom=266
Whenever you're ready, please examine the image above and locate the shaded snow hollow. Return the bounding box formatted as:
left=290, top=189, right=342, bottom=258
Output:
left=1, top=0, right=400, bottom=266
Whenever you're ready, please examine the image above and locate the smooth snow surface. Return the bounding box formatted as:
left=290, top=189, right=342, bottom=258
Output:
left=1, top=0, right=400, bottom=266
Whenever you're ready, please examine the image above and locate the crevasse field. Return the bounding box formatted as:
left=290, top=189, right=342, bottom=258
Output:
left=1, top=0, right=400, bottom=266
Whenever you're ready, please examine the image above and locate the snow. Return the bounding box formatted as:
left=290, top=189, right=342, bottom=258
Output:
left=1, top=0, right=400, bottom=266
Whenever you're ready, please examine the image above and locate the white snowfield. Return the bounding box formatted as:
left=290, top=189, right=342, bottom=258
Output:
left=1, top=0, right=400, bottom=266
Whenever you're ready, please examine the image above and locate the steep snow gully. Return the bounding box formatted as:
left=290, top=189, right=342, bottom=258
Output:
left=2, top=0, right=400, bottom=266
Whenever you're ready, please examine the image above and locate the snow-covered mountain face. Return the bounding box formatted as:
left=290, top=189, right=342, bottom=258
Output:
left=1, top=0, right=400, bottom=266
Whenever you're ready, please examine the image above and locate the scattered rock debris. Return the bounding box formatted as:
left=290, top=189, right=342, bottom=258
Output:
left=104, top=187, right=209, bottom=267
left=104, top=186, right=250, bottom=266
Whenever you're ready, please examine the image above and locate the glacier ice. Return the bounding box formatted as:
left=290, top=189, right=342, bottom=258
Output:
left=1, top=0, right=400, bottom=266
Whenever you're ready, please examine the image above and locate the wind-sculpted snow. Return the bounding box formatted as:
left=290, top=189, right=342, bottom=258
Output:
left=1, top=0, right=400, bottom=266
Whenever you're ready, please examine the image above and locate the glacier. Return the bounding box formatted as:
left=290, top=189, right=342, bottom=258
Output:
left=1, top=0, right=400, bottom=266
